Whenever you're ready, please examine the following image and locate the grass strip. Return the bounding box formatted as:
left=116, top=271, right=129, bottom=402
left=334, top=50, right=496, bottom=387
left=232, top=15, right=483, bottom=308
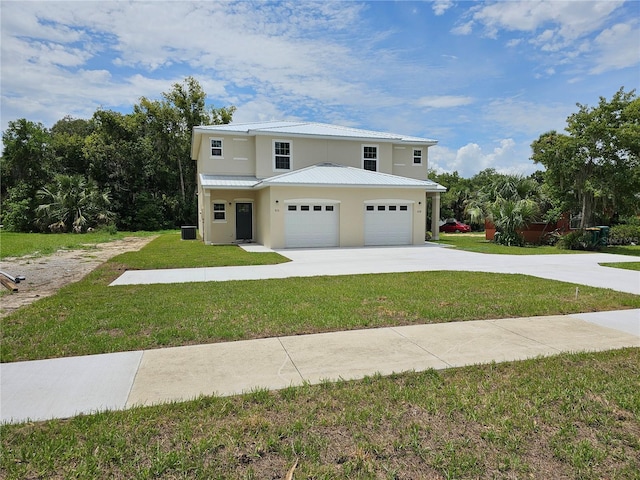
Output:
left=0, top=230, right=159, bottom=259
left=1, top=348, right=638, bottom=479
left=600, top=262, right=640, bottom=271
left=435, top=233, right=640, bottom=257
left=114, top=234, right=289, bottom=269
left=2, top=264, right=639, bottom=362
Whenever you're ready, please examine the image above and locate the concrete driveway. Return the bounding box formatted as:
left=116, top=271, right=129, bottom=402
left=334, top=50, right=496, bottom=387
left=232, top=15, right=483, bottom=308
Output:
left=110, top=243, right=640, bottom=295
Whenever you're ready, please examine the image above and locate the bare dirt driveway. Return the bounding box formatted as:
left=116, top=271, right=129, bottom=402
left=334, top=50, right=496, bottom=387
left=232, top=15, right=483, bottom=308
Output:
left=0, top=236, right=156, bottom=318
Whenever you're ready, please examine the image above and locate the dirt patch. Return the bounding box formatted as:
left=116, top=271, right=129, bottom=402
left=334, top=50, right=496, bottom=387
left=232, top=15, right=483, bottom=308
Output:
left=0, top=236, right=156, bottom=318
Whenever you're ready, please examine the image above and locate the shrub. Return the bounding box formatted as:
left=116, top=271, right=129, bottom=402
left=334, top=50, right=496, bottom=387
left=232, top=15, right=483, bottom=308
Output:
left=557, top=230, right=602, bottom=251
left=608, top=224, right=640, bottom=245
left=494, top=230, right=525, bottom=247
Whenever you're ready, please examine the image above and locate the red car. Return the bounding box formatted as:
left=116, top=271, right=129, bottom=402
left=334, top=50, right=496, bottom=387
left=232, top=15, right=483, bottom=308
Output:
left=439, top=219, right=471, bottom=233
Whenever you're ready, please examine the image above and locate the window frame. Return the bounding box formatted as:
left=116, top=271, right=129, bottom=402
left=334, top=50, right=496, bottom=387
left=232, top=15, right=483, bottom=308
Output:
left=412, top=148, right=422, bottom=165
left=362, top=144, right=379, bottom=172
left=273, top=140, right=292, bottom=171
left=210, top=138, right=224, bottom=158
left=212, top=201, right=227, bottom=223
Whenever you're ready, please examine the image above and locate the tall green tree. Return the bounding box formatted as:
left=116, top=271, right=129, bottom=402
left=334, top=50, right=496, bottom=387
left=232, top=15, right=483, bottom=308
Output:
left=50, top=116, right=95, bottom=176
left=135, top=76, right=235, bottom=224
left=429, top=171, right=473, bottom=223
left=0, top=119, right=53, bottom=231
left=531, top=88, right=640, bottom=228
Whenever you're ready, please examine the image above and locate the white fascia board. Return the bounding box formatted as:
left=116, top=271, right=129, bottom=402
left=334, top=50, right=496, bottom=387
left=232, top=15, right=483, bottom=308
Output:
left=251, top=130, right=437, bottom=145
left=255, top=182, right=442, bottom=191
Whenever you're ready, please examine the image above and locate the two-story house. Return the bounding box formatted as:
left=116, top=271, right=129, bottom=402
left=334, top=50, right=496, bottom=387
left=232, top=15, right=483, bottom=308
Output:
left=191, top=121, right=446, bottom=249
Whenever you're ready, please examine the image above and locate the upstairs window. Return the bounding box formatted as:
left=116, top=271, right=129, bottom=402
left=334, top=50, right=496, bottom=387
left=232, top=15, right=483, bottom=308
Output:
left=413, top=149, right=422, bottom=164
left=210, top=139, right=223, bottom=157
left=274, top=141, right=291, bottom=170
left=362, top=145, right=378, bottom=171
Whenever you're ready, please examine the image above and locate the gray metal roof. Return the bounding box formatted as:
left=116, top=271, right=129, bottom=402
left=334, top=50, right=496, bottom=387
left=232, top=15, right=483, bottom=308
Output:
left=262, top=163, right=445, bottom=190
left=199, top=174, right=260, bottom=189
left=200, top=164, right=445, bottom=191
left=194, top=121, right=437, bottom=144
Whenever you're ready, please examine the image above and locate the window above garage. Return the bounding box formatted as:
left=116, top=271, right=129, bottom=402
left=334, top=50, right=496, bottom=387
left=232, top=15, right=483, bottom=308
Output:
left=362, top=144, right=378, bottom=171
left=274, top=140, right=292, bottom=171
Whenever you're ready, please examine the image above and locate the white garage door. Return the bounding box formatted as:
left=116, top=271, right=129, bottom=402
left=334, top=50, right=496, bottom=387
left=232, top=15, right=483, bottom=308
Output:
left=364, top=203, right=412, bottom=246
left=285, top=204, right=339, bottom=248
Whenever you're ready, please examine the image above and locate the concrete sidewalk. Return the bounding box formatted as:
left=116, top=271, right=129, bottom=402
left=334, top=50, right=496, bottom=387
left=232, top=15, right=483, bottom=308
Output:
left=2, top=310, right=638, bottom=424
left=109, top=244, right=640, bottom=295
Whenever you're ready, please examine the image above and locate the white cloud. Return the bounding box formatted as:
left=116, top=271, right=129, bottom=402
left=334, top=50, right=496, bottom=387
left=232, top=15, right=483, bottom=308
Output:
left=589, top=22, right=640, bottom=73
left=451, top=21, right=474, bottom=35
left=432, top=0, right=454, bottom=16
left=417, top=96, right=474, bottom=108
left=452, top=1, right=634, bottom=77
left=470, top=1, right=623, bottom=38
left=482, top=98, right=571, bottom=137
left=430, top=139, right=537, bottom=177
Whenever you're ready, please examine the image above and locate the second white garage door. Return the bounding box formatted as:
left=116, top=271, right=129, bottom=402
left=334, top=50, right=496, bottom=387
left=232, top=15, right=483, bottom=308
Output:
left=364, top=203, right=412, bottom=246
left=285, top=203, right=339, bottom=248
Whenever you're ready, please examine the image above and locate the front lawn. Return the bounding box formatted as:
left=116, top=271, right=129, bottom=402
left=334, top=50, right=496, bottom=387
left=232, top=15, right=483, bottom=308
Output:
left=2, top=258, right=639, bottom=362
left=115, top=233, right=289, bottom=269
left=2, top=348, right=638, bottom=479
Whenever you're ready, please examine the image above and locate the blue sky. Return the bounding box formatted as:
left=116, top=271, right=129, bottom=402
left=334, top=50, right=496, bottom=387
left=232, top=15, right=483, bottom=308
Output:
left=1, top=0, right=638, bottom=177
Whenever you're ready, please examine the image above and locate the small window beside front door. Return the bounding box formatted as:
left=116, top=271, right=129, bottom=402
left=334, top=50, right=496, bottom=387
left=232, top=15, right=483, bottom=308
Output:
left=213, top=202, right=226, bottom=222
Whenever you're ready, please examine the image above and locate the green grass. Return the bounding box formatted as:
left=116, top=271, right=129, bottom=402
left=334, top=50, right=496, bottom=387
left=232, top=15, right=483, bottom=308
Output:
left=434, top=232, right=584, bottom=254
left=2, top=348, right=638, bottom=479
left=436, top=232, right=640, bottom=257
left=2, top=232, right=639, bottom=362
left=601, top=262, right=640, bottom=271
left=0, top=230, right=160, bottom=259
left=116, top=233, right=289, bottom=269
left=605, top=245, right=640, bottom=257
left=2, top=261, right=639, bottom=362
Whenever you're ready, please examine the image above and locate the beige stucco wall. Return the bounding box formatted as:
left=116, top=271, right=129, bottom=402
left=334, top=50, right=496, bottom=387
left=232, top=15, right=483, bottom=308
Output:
left=198, top=136, right=256, bottom=176
left=254, top=136, right=401, bottom=178
left=263, top=185, right=427, bottom=248
left=391, top=145, right=429, bottom=179
left=201, top=190, right=256, bottom=244
left=255, top=188, right=271, bottom=247
left=201, top=186, right=435, bottom=248
left=197, top=133, right=433, bottom=182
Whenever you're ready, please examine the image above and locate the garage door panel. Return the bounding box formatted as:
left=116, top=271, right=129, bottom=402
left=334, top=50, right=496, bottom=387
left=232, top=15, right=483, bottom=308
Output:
left=285, top=204, right=339, bottom=248
left=364, top=204, right=412, bottom=246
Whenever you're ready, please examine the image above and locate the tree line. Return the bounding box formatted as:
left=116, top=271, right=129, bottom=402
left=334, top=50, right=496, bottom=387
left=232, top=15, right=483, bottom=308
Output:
left=430, top=87, right=639, bottom=245
left=1, top=77, right=235, bottom=233
left=1, top=82, right=638, bottom=244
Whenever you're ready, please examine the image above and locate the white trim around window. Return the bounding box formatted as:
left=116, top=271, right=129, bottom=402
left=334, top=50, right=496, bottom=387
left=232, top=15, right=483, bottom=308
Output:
left=273, top=140, right=292, bottom=171
left=210, top=138, right=223, bottom=158
left=362, top=144, right=378, bottom=172
left=212, top=201, right=227, bottom=222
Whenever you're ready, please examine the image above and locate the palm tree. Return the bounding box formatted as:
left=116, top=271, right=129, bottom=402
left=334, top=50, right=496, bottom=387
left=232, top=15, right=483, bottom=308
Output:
left=465, top=175, right=541, bottom=246
left=36, top=174, right=114, bottom=232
